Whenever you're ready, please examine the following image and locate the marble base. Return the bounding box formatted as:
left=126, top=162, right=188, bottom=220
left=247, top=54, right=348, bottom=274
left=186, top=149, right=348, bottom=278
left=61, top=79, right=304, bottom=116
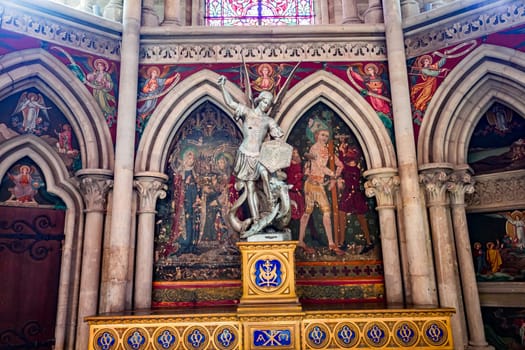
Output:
left=246, top=230, right=291, bottom=242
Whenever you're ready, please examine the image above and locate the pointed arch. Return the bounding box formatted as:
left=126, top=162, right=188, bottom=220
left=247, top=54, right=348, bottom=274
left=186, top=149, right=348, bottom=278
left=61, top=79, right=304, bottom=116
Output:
left=0, top=135, right=84, bottom=348
left=418, top=44, right=525, bottom=165
left=277, top=70, right=396, bottom=170
left=136, top=69, right=242, bottom=172
left=0, top=48, right=114, bottom=170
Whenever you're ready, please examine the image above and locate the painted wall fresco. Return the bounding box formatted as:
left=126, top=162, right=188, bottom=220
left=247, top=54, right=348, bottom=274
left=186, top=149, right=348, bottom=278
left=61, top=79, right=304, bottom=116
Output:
left=467, top=211, right=525, bottom=282
left=408, top=23, right=525, bottom=141
left=152, top=100, right=384, bottom=307
left=468, top=102, right=525, bottom=175
left=482, top=307, right=525, bottom=350
left=153, top=102, right=244, bottom=306
left=287, top=102, right=383, bottom=304
left=0, top=157, right=66, bottom=208
left=0, top=88, right=81, bottom=175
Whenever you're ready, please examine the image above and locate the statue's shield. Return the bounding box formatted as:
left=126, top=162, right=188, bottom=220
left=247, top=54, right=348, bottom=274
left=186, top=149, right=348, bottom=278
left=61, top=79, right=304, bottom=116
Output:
left=259, top=140, right=293, bottom=173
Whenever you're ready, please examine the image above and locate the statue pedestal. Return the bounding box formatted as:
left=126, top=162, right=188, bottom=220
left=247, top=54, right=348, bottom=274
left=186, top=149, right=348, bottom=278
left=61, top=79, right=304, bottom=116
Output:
left=236, top=240, right=301, bottom=313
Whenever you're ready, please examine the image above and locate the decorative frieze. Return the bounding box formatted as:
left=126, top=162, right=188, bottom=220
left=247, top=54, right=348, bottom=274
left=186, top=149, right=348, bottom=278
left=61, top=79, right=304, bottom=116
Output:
left=404, top=0, right=525, bottom=58
left=0, top=1, right=121, bottom=60
left=466, top=169, right=525, bottom=211
left=139, top=37, right=387, bottom=64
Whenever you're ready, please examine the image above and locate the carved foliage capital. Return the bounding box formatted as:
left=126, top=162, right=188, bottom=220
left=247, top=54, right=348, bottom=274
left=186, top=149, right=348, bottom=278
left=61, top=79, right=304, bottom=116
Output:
left=134, top=177, right=168, bottom=213
left=364, top=174, right=400, bottom=208
left=78, top=175, right=113, bottom=212
left=446, top=169, right=475, bottom=206
left=419, top=168, right=451, bottom=205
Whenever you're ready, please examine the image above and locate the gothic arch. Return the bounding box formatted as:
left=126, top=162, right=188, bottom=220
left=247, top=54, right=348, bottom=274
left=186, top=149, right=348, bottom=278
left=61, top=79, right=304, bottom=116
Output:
left=0, top=135, right=84, bottom=348
left=418, top=44, right=525, bottom=165
left=277, top=70, right=397, bottom=170
left=0, top=48, right=114, bottom=170
left=136, top=69, right=243, bottom=172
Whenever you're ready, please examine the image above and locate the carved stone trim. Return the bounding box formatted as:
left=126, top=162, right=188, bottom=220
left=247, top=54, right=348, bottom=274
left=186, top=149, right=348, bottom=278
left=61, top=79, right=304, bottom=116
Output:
left=363, top=168, right=399, bottom=209
left=0, top=1, right=121, bottom=60
left=139, top=26, right=387, bottom=63
left=134, top=172, right=168, bottom=214
left=77, top=170, right=113, bottom=212
left=404, top=0, right=525, bottom=58
left=466, top=169, right=525, bottom=212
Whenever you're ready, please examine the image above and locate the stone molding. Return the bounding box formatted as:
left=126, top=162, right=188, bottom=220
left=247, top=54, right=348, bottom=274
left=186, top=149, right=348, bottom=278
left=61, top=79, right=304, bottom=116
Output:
left=466, top=169, right=525, bottom=212
left=404, top=0, right=525, bottom=58
left=0, top=0, right=122, bottom=60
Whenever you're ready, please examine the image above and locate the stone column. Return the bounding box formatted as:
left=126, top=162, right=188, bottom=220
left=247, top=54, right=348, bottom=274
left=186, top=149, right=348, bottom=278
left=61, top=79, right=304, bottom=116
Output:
left=420, top=164, right=467, bottom=349
left=102, top=0, right=142, bottom=313
left=341, top=0, right=361, bottom=24
left=142, top=0, right=160, bottom=26
left=103, top=0, right=123, bottom=22
left=133, top=172, right=168, bottom=309
left=400, top=0, right=420, bottom=18
left=364, top=0, right=384, bottom=23
left=75, top=169, right=113, bottom=350
left=381, top=0, right=437, bottom=306
left=448, top=166, right=494, bottom=350
left=162, top=0, right=182, bottom=26
left=364, top=168, right=403, bottom=304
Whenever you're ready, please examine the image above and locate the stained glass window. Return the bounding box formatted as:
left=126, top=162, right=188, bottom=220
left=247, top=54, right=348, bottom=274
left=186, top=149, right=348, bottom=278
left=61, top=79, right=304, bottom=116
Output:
left=205, top=0, right=315, bottom=26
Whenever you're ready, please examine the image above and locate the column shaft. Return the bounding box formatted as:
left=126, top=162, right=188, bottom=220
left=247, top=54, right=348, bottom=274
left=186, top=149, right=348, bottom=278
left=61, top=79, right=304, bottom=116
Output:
left=448, top=169, right=494, bottom=350
left=364, top=169, right=403, bottom=304
left=341, top=0, right=360, bottom=24
left=134, top=173, right=168, bottom=309
left=103, top=0, right=142, bottom=313
left=381, top=0, right=437, bottom=305
left=163, top=0, right=182, bottom=26
left=75, top=171, right=112, bottom=350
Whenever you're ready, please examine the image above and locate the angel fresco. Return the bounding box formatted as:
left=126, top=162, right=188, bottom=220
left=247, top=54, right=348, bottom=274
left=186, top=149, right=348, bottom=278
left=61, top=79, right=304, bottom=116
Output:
left=136, top=66, right=181, bottom=132
left=11, top=92, right=51, bottom=135
left=409, top=40, right=477, bottom=126
left=51, top=46, right=117, bottom=126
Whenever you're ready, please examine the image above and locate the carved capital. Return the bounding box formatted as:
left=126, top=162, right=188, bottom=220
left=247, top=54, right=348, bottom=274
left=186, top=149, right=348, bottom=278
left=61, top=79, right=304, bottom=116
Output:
left=419, top=164, right=453, bottom=206
left=446, top=166, right=475, bottom=207
left=134, top=172, right=169, bottom=214
left=363, top=168, right=400, bottom=209
left=76, top=170, right=113, bottom=212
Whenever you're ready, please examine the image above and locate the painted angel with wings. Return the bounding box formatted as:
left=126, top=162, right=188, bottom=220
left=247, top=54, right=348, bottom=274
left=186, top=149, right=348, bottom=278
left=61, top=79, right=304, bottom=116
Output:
left=347, top=63, right=391, bottom=118
left=217, top=61, right=300, bottom=238
left=12, top=92, right=51, bottom=134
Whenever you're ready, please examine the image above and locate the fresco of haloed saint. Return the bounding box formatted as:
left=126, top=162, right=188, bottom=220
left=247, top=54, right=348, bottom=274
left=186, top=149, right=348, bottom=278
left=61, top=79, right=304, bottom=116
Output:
left=154, top=102, right=243, bottom=284
left=286, top=102, right=380, bottom=260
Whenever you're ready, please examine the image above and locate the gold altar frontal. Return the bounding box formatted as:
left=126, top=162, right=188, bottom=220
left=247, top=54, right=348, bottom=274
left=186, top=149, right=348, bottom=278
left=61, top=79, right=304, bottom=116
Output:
left=87, top=241, right=455, bottom=349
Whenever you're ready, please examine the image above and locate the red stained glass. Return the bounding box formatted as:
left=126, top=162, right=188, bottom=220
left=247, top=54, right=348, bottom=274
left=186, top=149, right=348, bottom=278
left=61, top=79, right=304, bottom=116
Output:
left=205, top=0, right=315, bottom=26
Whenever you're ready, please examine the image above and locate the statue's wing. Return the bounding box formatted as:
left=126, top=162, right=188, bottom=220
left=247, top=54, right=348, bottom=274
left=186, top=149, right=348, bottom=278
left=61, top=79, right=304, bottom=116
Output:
left=241, top=55, right=254, bottom=108
left=269, top=61, right=301, bottom=120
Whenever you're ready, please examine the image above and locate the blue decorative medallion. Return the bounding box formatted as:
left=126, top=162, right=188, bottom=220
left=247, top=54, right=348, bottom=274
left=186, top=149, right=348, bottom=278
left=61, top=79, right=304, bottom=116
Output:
left=217, top=327, right=236, bottom=348
left=188, top=328, right=206, bottom=348
left=127, top=330, right=146, bottom=349
left=254, top=259, right=282, bottom=288
left=253, top=329, right=291, bottom=347
left=424, top=322, right=447, bottom=346
left=96, top=331, right=116, bottom=350
left=334, top=323, right=359, bottom=348
left=157, top=329, right=176, bottom=349
left=367, top=325, right=385, bottom=344
left=394, top=322, right=417, bottom=346
left=308, top=325, right=327, bottom=346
